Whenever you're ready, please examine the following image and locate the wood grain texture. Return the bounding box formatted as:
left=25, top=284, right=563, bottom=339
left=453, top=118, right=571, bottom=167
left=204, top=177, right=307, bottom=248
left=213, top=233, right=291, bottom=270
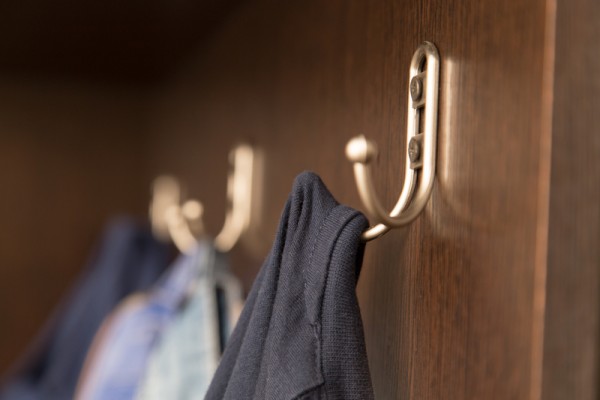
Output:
left=146, top=1, right=552, bottom=398
left=2, top=0, right=595, bottom=398
left=0, top=79, right=150, bottom=373
left=541, top=0, right=600, bottom=398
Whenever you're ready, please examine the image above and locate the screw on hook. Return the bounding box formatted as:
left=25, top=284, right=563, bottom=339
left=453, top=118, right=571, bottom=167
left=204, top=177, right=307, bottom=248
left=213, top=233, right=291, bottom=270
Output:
left=410, top=76, right=423, bottom=101
left=408, top=137, right=420, bottom=163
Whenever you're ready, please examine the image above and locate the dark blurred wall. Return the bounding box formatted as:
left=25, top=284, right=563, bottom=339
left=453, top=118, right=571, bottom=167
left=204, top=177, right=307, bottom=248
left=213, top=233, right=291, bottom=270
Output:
left=0, top=78, right=151, bottom=372
left=0, top=0, right=244, bottom=376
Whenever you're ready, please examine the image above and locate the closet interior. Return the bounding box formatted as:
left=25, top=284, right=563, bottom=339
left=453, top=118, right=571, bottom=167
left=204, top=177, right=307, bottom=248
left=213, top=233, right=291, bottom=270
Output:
left=1, top=0, right=599, bottom=399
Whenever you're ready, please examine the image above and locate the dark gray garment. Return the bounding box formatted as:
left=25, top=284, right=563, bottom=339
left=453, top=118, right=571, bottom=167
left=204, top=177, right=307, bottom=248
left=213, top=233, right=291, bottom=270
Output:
left=205, top=172, right=374, bottom=400
left=0, top=218, right=171, bottom=400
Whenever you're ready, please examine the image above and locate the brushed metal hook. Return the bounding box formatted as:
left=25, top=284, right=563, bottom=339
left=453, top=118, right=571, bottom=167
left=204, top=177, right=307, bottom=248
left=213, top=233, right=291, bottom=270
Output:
left=165, top=200, right=205, bottom=254
left=346, top=41, right=440, bottom=241
left=214, top=144, right=255, bottom=252
left=150, top=143, right=256, bottom=253
left=150, top=175, right=204, bottom=253
left=150, top=175, right=205, bottom=254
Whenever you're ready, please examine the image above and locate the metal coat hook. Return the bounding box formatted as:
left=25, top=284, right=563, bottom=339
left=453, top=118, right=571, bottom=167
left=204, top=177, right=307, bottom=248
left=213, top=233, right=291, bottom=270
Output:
left=149, top=143, right=256, bottom=253
left=165, top=200, right=204, bottom=254
left=346, top=41, right=440, bottom=241
left=150, top=176, right=204, bottom=254
left=214, top=144, right=255, bottom=252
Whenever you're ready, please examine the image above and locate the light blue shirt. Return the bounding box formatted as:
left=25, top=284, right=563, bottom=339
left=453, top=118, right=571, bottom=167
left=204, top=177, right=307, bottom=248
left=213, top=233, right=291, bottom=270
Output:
left=77, top=242, right=214, bottom=400
left=135, top=254, right=243, bottom=400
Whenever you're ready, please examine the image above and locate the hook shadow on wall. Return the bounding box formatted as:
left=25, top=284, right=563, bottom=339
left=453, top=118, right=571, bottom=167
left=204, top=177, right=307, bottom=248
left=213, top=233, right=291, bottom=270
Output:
left=346, top=41, right=440, bottom=241
left=150, top=144, right=257, bottom=254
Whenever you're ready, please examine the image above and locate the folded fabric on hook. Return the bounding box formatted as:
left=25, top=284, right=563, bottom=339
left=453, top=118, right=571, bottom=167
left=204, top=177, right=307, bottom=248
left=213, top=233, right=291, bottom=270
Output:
left=205, top=172, right=374, bottom=400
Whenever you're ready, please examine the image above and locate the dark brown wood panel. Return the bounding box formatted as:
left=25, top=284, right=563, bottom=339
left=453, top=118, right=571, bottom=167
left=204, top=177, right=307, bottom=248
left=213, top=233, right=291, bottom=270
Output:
left=0, top=79, right=150, bottom=373
left=541, top=0, right=600, bottom=398
left=0, top=0, right=242, bottom=84
left=146, top=1, right=552, bottom=398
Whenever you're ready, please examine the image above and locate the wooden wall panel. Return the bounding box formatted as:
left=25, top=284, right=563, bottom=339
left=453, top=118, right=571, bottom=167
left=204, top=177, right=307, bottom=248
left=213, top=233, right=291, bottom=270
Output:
left=0, top=0, right=242, bottom=83
left=147, top=1, right=552, bottom=398
left=2, top=1, right=595, bottom=398
left=541, top=0, right=600, bottom=398
left=0, top=78, right=150, bottom=373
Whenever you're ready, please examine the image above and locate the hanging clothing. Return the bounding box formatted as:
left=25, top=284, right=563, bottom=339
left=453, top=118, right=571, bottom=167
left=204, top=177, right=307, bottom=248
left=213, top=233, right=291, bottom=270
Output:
left=0, top=218, right=171, bottom=400
left=205, top=172, right=374, bottom=400
left=212, top=268, right=244, bottom=351
left=134, top=254, right=243, bottom=400
left=75, top=241, right=216, bottom=400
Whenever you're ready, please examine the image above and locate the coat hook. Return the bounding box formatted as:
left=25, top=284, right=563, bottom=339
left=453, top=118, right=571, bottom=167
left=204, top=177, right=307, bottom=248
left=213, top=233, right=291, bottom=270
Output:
left=150, top=175, right=204, bottom=254
left=149, top=143, right=256, bottom=253
left=214, top=144, right=255, bottom=252
left=346, top=41, right=440, bottom=241
left=165, top=200, right=204, bottom=254
left=150, top=175, right=182, bottom=242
